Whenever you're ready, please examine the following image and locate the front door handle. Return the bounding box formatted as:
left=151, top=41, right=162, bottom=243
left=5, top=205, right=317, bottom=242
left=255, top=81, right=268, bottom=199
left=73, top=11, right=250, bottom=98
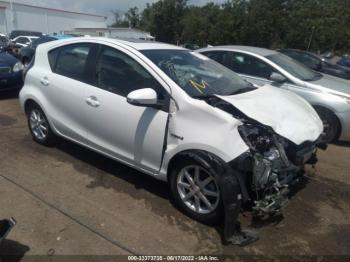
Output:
left=86, top=96, right=100, bottom=108
left=40, top=76, right=50, bottom=86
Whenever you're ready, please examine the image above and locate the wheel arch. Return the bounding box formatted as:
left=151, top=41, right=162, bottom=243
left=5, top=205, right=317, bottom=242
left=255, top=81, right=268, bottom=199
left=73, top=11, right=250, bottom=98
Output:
left=313, top=104, right=342, bottom=141
left=166, top=149, right=227, bottom=182
left=24, top=99, right=40, bottom=115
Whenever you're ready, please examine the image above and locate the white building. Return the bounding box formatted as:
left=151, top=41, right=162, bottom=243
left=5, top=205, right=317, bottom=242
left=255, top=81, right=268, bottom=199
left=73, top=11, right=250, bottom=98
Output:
left=65, top=27, right=155, bottom=41
left=0, top=0, right=107, bottom=35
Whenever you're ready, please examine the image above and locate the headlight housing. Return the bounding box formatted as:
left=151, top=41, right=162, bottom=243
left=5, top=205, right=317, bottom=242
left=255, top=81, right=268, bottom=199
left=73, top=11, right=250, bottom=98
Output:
left=13, top=61, right=24, bottom=72
left=238, top=124, right=274, bottom=153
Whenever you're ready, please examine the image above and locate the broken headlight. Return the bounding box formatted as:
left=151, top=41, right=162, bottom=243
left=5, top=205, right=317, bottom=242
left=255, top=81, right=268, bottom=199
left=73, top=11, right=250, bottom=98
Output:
left=238, top=124, right=274, bottom=153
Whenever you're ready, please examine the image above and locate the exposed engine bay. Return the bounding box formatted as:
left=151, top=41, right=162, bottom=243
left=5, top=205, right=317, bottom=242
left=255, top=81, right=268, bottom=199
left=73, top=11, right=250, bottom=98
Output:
left=238, top=123, right=318, bottom=216
left=203, top=95, right=325, bottom=217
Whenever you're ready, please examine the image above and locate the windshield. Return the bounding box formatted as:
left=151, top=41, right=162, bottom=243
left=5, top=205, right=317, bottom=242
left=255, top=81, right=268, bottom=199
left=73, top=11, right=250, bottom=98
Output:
left=142, top=50, right=254, bottom=98
left=267, top=53, right=322, bottom=81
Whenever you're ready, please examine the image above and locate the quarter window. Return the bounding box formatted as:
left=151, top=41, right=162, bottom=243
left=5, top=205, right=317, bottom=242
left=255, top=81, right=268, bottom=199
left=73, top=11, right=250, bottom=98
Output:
left=95, top=45, right=165, bottom=98
left=49, top=43, right=93, bottom=83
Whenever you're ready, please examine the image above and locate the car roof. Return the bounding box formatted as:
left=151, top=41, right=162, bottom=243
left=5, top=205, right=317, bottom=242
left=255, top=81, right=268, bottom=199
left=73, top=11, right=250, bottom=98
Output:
left=201, top=45, right=278, bottom=57
left=41, top=37, right=186, bottom=51
left=49, top=35, right=73, bottom=40
left=16, top=36, right=39, bottom=38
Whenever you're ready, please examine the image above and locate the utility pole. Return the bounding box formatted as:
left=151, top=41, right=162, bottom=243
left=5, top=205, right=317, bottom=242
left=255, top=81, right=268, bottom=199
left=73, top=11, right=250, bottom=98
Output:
left=307, top=26, right=315, bottom=51
left=9, top=0, right=15, bottom=31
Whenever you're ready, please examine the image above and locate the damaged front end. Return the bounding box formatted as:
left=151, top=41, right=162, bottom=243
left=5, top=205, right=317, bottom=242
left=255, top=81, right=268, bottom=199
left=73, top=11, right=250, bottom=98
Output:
left=237, top=123, right=320, bottom=217
left=204, top=95, right=325, bottom=218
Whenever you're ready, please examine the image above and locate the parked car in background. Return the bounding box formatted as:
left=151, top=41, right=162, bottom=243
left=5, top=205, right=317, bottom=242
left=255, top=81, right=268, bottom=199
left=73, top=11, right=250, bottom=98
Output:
left=278, top=49, right=350, bottom=80
left=198, top=46, right=350, bottom=143
left=12, top=36, right=39, bottom=47
left=338, top=56, right=350, bottom=68
left=20, top=38, right=322, bottom=237
left=19, top=35, right=73, bottom=66
left=0, top=34, right=10, bottom=52
left=9, top=30, right=42, bottom=40
left=0, top=49, right=24, bottom=92
left=181, top=43, right=200, bottom=50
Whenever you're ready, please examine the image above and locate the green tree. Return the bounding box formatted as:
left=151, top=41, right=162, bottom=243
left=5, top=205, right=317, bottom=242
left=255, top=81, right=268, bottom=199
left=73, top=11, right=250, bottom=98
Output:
left=111, top=10, right=129, bottom=28
left=122, top=0, right=350, bottom=53
left=126, top=7, right=140, bottom=28
left=140, top=0, right=187, bottom=43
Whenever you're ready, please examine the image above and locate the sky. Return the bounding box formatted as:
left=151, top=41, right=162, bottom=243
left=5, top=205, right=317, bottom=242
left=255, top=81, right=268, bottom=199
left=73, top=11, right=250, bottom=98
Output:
left=11, top=0, right=226, bottom=23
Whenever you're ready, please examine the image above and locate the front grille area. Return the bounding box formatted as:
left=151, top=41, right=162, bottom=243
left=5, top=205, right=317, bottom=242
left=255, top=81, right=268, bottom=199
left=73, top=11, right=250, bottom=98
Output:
left=0, top=67, right=11, bottom=75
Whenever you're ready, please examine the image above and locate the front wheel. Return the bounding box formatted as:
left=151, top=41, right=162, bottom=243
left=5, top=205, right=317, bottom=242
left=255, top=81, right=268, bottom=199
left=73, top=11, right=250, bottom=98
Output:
left=169, top=157, right=222, bottom=224
left=315, top=108, right=340, bottom=143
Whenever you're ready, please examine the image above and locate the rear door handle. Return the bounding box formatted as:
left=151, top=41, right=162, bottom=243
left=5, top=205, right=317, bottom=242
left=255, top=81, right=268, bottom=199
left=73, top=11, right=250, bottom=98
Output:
left=86, top=96, right=100, bottom=108
left=40, top=76, right=50, bottom=86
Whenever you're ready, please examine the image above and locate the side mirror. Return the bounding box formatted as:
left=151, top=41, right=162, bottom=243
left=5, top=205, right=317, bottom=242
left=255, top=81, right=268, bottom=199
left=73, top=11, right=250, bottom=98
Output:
left=127, top=88, right=158, bottom=107
left=269, top=72, right=286, bottom=83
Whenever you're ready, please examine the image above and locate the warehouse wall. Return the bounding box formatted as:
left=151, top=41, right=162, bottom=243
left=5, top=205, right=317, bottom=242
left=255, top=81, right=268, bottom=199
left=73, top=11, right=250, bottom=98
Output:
left=0, top=8, right=7, bottom=34
left=0, top=1, right=106, bottom=35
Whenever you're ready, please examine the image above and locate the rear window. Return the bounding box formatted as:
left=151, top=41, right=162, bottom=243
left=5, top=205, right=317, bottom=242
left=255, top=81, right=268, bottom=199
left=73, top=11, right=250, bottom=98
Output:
left=48, top=43, right=94, bottom=83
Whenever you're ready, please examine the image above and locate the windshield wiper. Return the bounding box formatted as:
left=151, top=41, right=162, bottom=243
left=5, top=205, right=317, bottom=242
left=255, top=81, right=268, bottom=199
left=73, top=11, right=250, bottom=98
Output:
left=226, top=86, right=257, bottom=96
left=192, top=86, right=257, bottom=100
left=192, top=94, right=218, bottom=100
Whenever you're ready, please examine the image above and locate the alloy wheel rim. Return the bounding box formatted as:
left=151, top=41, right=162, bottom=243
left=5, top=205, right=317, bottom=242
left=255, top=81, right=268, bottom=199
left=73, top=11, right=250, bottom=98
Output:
left=177, top=165, right=220, bottom=214
left=29, top=109, right=48, bottom=141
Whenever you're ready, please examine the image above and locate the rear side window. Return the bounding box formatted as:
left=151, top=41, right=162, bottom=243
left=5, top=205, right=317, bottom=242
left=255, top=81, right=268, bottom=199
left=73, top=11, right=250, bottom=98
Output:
left=48, top=43, right=94, bottom=83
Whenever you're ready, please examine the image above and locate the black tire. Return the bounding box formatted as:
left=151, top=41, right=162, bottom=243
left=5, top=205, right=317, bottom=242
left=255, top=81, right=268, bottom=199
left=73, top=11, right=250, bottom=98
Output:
left=22, top=57, right=30, bottom=67
left=169, top=156, right=223, bottom=224
left=315, top=107, right=340, bottom=143
left=26, top=104, right=57, bottom=146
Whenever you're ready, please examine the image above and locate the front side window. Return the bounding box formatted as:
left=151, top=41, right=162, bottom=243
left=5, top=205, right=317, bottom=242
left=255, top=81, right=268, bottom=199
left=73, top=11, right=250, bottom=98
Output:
left=94, top=45, right=165, bottom=98
left=49, top=43, right=93, bottom=82
left=142, top=50, right=254, bottom=98
left=228, top=52, right=276, bottom=79
left=267, top=53, right=322, bottom=81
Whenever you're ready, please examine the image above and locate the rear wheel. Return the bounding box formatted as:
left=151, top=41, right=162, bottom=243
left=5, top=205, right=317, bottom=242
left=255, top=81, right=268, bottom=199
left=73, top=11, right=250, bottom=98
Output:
left=169, top=157, right=222, bottom=224
left=315, top=107, right=340, bottom=143
left=27, top=104, right=57, bottom=146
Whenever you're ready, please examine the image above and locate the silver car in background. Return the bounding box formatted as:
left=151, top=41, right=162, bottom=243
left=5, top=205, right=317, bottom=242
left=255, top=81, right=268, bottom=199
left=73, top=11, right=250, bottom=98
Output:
left=198, top=46, right=350, bottom=143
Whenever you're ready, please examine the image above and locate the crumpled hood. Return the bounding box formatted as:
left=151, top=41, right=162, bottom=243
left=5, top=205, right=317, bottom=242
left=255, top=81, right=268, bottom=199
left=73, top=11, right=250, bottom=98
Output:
left=218, top=85, right=323, bottom=145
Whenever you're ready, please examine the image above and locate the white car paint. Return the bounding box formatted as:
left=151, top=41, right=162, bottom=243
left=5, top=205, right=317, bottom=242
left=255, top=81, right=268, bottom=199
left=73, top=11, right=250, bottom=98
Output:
left=20, top=37, right=322, bottom=182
